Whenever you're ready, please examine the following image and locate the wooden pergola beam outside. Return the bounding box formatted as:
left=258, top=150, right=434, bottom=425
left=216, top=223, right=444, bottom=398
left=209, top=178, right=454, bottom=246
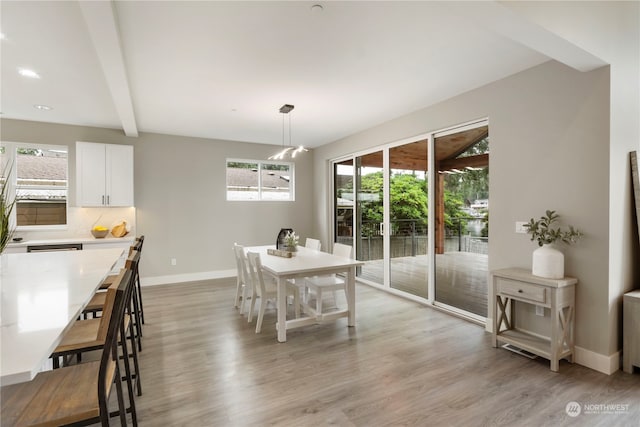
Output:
left=438, top=153, right=489, bottom=172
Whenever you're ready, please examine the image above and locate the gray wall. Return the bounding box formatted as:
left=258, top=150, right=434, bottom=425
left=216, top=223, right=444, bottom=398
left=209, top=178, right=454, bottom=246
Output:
left=313, top=60, right=612, bottom=358
left=133, top=132, right=314, bottom=280
left=0, top=119, right=315, bottom=281
left=504, top=0, right=640, bottom=369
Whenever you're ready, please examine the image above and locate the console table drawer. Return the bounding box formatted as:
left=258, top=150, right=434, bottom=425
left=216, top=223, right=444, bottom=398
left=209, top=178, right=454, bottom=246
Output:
left=496, top=278, right=547, bottom=304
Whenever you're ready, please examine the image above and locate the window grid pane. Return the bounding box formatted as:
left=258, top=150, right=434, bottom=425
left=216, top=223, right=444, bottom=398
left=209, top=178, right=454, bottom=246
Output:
left=226, top=159, right=293, bottom=201
left=9, top=145, right=69, bottom=227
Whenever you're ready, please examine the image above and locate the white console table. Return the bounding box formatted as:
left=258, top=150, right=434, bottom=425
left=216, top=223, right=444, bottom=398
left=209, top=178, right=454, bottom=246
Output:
left=623, top=290, right=640, bottom=373
left=492, top=268, right=577, bottom=372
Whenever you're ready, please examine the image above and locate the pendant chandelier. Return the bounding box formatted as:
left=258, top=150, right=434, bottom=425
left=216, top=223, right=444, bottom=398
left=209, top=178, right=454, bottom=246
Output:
left=268, top=104, right=308, bottom=160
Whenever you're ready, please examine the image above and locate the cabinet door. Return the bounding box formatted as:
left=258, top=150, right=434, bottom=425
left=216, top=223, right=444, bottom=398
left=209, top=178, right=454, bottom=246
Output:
left=76, top=142, right=107, bottom=206
left=106, top=144, right=134, bottom=206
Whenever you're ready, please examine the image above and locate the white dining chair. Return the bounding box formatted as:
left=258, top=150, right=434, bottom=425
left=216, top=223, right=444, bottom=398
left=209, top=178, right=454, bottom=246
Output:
left=286, top=238, right=322, bottom=303
left=245, top=251, right=300, bottom=333
left=305, top=238, right=321, bottom=251
left=233, top=243, right=251, bottom=314
left=304, top=243, right=353, bottom=319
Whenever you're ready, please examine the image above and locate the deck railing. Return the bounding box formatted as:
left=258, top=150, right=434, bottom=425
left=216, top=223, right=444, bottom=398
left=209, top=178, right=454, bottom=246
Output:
left=337, top=217, right=487, bottom=260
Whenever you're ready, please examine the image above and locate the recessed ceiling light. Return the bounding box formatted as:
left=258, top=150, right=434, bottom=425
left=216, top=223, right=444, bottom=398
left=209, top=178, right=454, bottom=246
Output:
left=18, top=68, right=41, bottom=79
left=311, top=4, right=324, bottom=13
left=34, top=104, right=52, bottom=111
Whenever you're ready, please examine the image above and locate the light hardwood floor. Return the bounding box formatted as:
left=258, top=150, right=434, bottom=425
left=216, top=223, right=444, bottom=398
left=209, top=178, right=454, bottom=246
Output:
left=106, top=279, right=638, bottom=426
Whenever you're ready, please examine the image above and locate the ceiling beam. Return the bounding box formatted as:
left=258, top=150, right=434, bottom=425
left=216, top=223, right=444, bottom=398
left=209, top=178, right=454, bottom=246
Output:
left=442, top=1, right=607, bottom=72
left=79, top=1, right=138, bottom=137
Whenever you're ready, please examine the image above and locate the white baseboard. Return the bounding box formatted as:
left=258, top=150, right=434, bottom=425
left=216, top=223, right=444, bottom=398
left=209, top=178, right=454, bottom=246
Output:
left=485, top=317, right=493, bottom=333
left=574, top=346, right=620, bottom=375
left=141, top=269, right=236, bottom=287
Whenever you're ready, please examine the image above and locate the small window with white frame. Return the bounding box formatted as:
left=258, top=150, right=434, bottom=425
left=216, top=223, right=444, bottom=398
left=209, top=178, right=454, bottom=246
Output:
left=0, top=142, right=68, bottom=228
left=226, top=159, right=294, bottom=201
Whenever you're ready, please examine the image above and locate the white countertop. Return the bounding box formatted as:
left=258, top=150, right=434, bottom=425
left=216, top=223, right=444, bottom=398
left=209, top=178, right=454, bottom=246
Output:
left=6, top=235, right=135, bottom=248
left=0, top=248, right=124, bottom=385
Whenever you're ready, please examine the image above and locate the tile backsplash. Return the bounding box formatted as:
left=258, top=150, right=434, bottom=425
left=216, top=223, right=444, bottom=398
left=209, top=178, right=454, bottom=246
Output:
left=12, top=207, right=136, bottom=241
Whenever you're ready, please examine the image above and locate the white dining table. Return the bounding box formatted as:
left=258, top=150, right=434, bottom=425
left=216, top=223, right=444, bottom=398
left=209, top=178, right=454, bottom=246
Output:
left=0, top=248, right=124, bottom=385
left=245, top=245, right=364, bottom=342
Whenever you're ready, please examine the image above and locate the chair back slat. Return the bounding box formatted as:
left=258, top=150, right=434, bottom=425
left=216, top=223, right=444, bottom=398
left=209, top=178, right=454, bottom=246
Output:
left=333, top=243, right=352, bottom=259
left=96, top=268, right=127, bottom=342
left=125, top=249, right=141, bottom=269
left=305, top=238, right=321, bottom=251
left=98, top=267, right=133, bottom=420
left=233, top=244, right=250, bottom=285
left=135, top=235, right=144, bottom=251
left=246, top=252, right=266, bottom=298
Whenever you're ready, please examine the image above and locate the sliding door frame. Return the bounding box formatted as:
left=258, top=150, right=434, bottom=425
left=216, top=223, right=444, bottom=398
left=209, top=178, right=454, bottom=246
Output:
left=329, top=117, right=488, bottom=319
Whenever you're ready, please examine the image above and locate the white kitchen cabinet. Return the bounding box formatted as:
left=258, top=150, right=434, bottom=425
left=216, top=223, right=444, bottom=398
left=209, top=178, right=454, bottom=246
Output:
left=76, top=142, right=134, bottom=207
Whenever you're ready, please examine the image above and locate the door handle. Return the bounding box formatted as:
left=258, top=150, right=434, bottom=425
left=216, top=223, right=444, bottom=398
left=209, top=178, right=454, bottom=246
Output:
left=379, top=222, right=384, bottom=236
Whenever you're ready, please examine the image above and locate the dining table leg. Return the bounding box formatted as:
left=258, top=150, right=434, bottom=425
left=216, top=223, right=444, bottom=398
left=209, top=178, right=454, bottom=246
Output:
left=277, top=277, right=287, bottom=342
left=347, top=267, right=356, bottom=327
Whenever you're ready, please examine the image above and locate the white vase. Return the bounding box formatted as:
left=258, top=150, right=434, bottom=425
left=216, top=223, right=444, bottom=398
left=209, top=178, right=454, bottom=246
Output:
left=532, top=244, right=564, bottom=279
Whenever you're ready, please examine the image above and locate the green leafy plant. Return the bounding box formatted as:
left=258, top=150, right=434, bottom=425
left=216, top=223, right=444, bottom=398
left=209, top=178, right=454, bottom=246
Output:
left=524, top=210, right=583, bottom=247
left=1, top=162, right=16, bottom=253
left=284, top=231, right=299, bottom=248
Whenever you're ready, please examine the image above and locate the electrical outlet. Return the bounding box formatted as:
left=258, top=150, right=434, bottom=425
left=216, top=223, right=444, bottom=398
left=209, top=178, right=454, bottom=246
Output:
left=171, top=258, right=177, bottom=266
left=515, top=221, right=528, bottom=234
left=535, top=305, right=544, bottom=316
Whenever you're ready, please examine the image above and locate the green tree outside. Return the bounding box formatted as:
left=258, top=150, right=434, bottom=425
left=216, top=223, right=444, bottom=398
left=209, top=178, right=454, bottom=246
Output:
left=358, top=171, right=471, bottom=234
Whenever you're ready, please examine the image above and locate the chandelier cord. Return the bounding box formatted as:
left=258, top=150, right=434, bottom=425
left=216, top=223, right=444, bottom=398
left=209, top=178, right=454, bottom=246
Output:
left=269, top=103, right=306, bottom=160
left=288, top=113, right=292, bottom=148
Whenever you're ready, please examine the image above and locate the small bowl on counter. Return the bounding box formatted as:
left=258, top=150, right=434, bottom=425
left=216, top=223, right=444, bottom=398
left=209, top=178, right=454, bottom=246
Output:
left=91, top=228, right=109, bottom=238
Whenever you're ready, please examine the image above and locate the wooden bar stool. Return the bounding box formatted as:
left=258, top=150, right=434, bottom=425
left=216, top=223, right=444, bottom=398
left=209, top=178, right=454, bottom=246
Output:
left=51, top=257, right=142, bottom=400
left=1, top=269, right=133, bottom=427
left=96, top=236, right=144, bottom=328
left=84, top=244, right=144, bottom=351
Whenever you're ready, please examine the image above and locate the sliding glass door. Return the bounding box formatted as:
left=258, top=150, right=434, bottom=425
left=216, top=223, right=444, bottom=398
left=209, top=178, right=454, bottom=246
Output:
left=332, top=120, right=489, bottom=320
left=354, top=151, right=385, bottom=286
left=433, top=127, right=489, bottom=317
left=334, top=159, right=354, bottom=248
left=389, top=140, right=429, bottom=298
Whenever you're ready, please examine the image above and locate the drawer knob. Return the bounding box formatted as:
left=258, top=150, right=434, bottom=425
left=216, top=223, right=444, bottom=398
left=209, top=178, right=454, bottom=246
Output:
left=518, top=289, right=523, bottom=293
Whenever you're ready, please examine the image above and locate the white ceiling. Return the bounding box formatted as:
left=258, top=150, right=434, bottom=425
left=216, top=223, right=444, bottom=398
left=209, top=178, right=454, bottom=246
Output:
left=0, top=1, right=605, bottom=148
